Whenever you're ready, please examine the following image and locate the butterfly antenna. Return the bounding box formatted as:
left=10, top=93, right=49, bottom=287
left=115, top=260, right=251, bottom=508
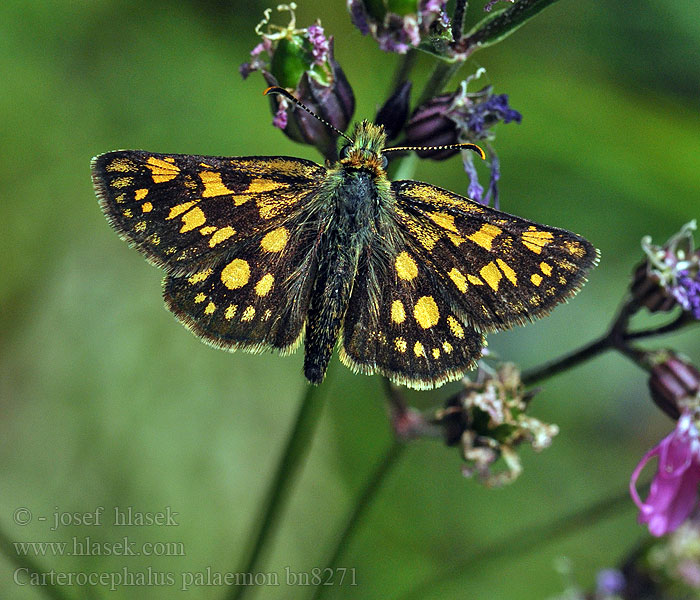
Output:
left=383, top=142, right=486, bottom=160
left=264, top=86, right=354, bottom=144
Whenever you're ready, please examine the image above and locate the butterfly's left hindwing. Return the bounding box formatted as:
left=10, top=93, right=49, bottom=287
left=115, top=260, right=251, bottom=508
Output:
left=163, top=219, right=320, bottom=354
left=92, top=151, right=326, bottom=275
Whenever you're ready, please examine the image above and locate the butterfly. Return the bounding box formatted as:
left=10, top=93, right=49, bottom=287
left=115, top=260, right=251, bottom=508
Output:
left=92, top=87, right=597, bottom=390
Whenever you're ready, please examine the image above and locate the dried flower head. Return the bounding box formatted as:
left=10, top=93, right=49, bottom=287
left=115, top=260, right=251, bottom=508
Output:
left=435, top=363, right=558, bottom=487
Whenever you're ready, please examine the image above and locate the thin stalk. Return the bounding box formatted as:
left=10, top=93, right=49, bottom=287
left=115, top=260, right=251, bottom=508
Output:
left=226, top=372, right=331, bottom=600
left=396, top=482, right=642, bottom=600
left=416, top=60, right=461, bottom=106
left=451, top=0, right=468, bottom=44
left=0, top=524, right=74, bottom=600
left=311, top=441, right=406, bottom=600
left=390, top=50, right=418, bottom=95
left=522, top=333, right=613, bottom=386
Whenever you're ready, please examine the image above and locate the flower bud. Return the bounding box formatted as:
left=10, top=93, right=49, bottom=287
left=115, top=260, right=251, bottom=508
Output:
left=240, top=4, right=355, bottom=161
left=347, top=0, right=449, bottom=54
left=648, top=352, right=700, bottom=420
left=374, top=81, right=412, bottom=141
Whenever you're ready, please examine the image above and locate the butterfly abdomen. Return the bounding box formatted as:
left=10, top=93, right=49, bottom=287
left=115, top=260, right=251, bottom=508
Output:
left=303, top=169, right=379, bottom=384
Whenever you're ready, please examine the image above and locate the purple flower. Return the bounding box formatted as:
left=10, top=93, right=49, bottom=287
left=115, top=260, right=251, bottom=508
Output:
left=306, top=24, right=329, bottom=65
left=404, top=74, right=521, bottom=207
left=637, top=220, right=700, bottom=318
left=630, top=411, right=700, bottom=537
left=672, top=270, right=700, bottom=319
left=347, top=0, right=448, bottom=54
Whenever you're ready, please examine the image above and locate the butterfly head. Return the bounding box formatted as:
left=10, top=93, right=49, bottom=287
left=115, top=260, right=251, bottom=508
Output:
left=339, top=120, right=388, bottom=173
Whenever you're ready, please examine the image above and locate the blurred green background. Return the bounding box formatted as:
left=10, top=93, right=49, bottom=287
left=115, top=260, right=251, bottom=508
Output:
left=2, top=1, right=700, bottom=598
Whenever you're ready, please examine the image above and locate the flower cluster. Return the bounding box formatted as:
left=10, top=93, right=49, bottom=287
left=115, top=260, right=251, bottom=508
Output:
left=347, top=0, right=449, bottom=54
left=633, top=220, right=700, bottom=319
left=404, top=72, right=521, bottom=206
left=435, top=363, right=558, bottom=487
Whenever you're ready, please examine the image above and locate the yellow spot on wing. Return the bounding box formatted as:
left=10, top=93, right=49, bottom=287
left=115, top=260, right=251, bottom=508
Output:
left=413, top=341, right=425, bottom=357
left=249, top=178, right=285, bottom=194
left=110, top=176, right=133, bottom=188
left=200, top=171, right=235, bottom=197
left=540, top=261, right=552, bottom=276
left=395, top=338, right=407, bottom=353
left=467, top=274, right=484, bottom=285
left=428, top=212, right=458, bottom=233
left=466, top=224, right=502, bottom=250
left=447, top=316, right=465, bottom=339
left=180, top=207, right=206, bottom=233
left=531, top=273, right=543, bottom=286
left=209, top=226, right=236, bottom=247
left=442, top=341, right=453, bottom=354
left=146, top=157, right=180, bottom=183
left=242, top=306, right=255, bottom=321
left=261, top=227, right=289, bottom=252
left=391, top=300, right=406, bottom=324
left=204, top=302, right=216, bottom=314
left=194, top=292, right=206, bottom=304
left=395, top=252, right=418, bottom=281
left=106, top=158, right=136, bottom=172
left=141, top=201, right=153, bottom=213
left=200, top=226, right=217, bottom=235
left=564, top=240, right=586, bottom=257
left=221, top=259, right=250, bottom=290
left=522, top=228, right=554, bottom=254
left=448, top=268, right=468, bottom=293
left=188, top=268, right=212, bottom=285
left=496, top=258, right=517, bottom=286
left=255, top=273, right=274, bottom=296
left=480, top=261, right=502, bottom=291
left=413, top=296, right=440, bottom=329
left=432, top=348, right=440, bottom=359
left=135, top=188, right=149, bottom=201
left=224, top=304, right=237, bottom=320
left=167, top=201, right=196, bottom=220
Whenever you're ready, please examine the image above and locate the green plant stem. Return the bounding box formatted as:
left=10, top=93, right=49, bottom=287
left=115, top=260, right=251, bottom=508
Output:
left=311, top=441, right=406, bottom=600
left=0, top=524, right=74, bottom=600
left=390, top=50, right=418, bottom=96
left=226, top=372, right=331, bottom=600
left=395, top=482, right=642, bottom=600
left=417, top=60, right=461, bottom=106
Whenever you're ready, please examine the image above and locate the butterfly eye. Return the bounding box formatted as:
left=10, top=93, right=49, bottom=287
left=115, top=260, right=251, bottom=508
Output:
left=380, top=154, right=388, bottom=169
left=340, top=145, right=352, bottom=159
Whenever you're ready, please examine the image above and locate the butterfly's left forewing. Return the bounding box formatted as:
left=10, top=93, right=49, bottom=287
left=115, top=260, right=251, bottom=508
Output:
left=92, top=151, right=326, bottom=275
left=93, top=150, right=327, bottom=354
